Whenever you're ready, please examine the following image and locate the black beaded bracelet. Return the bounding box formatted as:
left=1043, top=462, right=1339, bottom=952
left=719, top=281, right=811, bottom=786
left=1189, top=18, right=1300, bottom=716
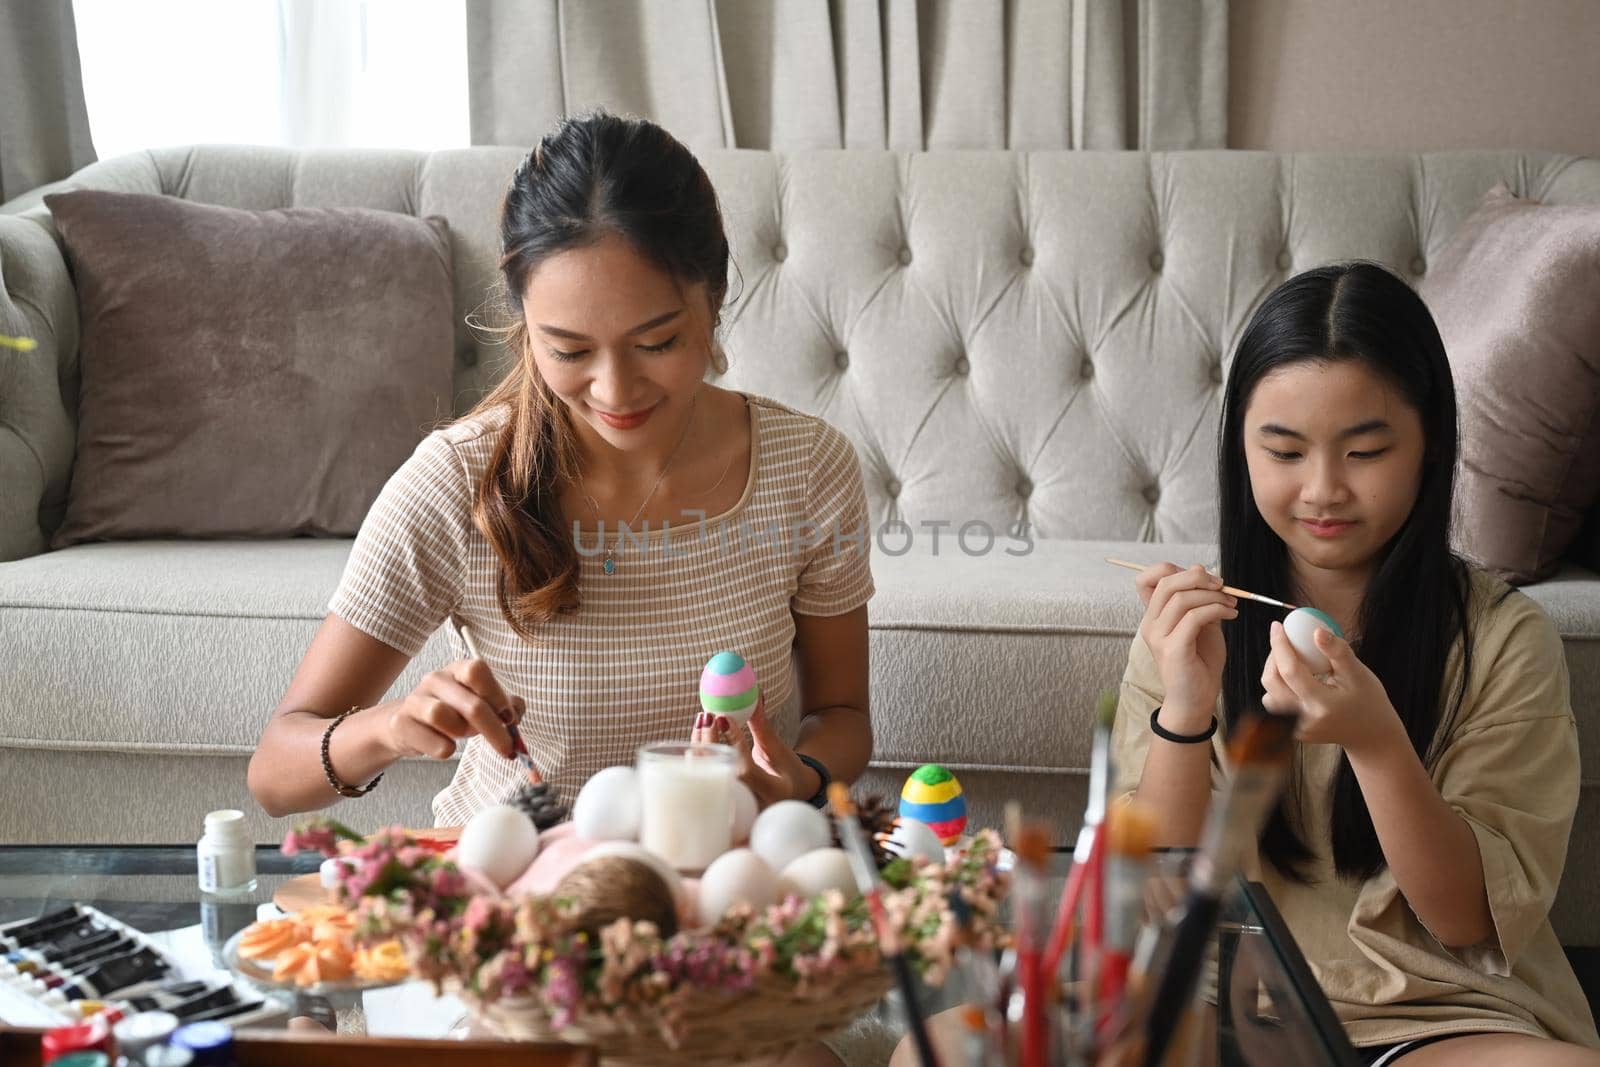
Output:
left=322, top=708, right=384, bottom=798
left=1149, top=706, right=1218, bottom=744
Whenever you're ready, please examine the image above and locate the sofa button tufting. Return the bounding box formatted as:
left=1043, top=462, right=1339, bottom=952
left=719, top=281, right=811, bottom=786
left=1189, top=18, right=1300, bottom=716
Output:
left=1017, top=478, right=1033, bottom=498
left=1210, top=362, right=1224, bottom=385
left=1149, top=250, right=1164, bottom=272
left=1276, top=250, right=1292, bottom=271
left=1020, top=246, right=1035, bottom=267
left=898, top=247, right=913, bottom=267
left=887, top=479, right=902, bottom=498
left=1410, top=255, right=1426, bottom=276
left=461, top=348, right=477, bottom=368
left=835, top=350, right=850, bottom=371
left=954, top=356, right=970, bottom=377
left=1080, top=359, right=1094, bottom=381
left=1143, top=484, right=1160, bottom=505
left=774, top=243, right=788, bottom=262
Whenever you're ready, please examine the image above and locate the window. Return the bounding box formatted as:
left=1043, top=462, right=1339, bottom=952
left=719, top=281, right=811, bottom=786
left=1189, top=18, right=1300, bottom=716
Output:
left=73, top=0, right=469, bottom=159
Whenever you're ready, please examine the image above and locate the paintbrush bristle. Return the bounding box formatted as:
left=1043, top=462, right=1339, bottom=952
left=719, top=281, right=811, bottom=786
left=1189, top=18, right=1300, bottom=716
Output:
left=1225, top=711, right=1298, bottom=765
left=1105, top=798, right=1158, bottom=859
left=826, top=782, right=855, bottom=818
left=1097, top=689, right=1118, bottom=730
left=1015, top=823, right=1052, bottom=866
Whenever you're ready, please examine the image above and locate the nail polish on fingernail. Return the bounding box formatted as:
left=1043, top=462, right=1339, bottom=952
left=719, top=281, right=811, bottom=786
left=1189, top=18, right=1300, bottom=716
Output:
left=717, top=716, right=731, bottom=732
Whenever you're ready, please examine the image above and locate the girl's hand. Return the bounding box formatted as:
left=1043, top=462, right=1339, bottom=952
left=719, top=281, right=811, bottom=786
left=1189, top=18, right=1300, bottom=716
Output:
left=1136, top=563, right=1239, bottom=724
left=691, top=696, right=818, bottom=807
left=1263, top=621, right=1404, bottom=755
left=386, top=658, right=527, bottom=762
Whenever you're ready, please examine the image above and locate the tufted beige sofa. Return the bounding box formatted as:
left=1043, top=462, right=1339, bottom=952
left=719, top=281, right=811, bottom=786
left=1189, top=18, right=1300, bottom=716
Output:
left=3, top=147, right=1600, bottom=945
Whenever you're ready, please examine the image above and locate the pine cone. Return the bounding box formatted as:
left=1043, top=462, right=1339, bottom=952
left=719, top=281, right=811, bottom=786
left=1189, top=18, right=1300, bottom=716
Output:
left=832, top=793, right=899, bottom=869
left=510, top=781, right=569, bottom=831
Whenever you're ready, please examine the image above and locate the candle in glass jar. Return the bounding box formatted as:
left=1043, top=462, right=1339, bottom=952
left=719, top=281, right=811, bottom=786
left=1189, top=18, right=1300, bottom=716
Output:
left=636, top=742, right=737, bottom=873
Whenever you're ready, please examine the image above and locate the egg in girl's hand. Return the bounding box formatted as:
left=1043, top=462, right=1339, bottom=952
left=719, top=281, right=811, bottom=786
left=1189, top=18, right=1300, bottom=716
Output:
left=881, top=817, right=946, bottom=866
left=749, top=800, right=832, bottom=872
left=700, top=651, right=761, bottom=726
left=457, top=804, right=541, bottom=889
left=731, top=780, right=758, bottom=845
left=695, top=848, right=779, bottom=926
left=573, top=765, right=642, bottom=841
left=1283, top=607, right=1345, bottom=674
left=779, top=848, right=858, bottom=901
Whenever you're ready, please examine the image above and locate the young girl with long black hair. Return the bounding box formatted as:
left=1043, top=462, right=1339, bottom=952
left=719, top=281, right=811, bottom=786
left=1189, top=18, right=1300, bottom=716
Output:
left=1116, top=262, right=1599, bottom=1064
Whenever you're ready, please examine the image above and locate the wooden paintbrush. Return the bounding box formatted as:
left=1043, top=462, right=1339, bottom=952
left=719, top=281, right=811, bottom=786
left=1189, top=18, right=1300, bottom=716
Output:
left=1103, top=558, right=1296, bottom=611
left=456, top=621, right=541, bottom=782
left=828, top=784, right=941, bottom=1067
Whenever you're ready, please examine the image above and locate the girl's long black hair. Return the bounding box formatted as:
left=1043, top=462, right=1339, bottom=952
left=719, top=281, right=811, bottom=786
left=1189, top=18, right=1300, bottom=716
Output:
left=1218, top=262, right=1474, bottom=882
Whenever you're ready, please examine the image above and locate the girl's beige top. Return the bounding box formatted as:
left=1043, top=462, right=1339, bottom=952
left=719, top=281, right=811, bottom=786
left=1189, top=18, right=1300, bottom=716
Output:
left=330, top=394, right=874, bottom=826
left=1113, top=568, right=1599, bottom=1048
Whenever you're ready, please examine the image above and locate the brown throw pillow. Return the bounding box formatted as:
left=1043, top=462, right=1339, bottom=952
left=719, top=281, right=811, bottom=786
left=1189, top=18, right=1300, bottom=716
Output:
left=45, top=189, right=454, bottom=546
left=1422, top=185, right=1600, bottom=585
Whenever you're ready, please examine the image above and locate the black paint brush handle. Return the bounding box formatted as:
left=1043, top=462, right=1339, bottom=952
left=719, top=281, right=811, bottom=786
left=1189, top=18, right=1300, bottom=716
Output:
left=1140, top=892, right=1221, bottom=1067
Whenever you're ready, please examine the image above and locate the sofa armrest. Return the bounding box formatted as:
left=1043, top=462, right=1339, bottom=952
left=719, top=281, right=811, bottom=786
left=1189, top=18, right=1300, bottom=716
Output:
left=0, top=215, right=78, bottom=561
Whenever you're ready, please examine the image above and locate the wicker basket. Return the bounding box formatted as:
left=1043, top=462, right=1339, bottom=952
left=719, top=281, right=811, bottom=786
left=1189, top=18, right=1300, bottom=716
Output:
left=464, top=968, right=895, bottom=1065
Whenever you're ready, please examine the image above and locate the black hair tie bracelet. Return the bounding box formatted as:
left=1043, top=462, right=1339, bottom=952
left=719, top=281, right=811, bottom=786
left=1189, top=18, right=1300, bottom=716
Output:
left=1149, top=706, right=1218, bottom=744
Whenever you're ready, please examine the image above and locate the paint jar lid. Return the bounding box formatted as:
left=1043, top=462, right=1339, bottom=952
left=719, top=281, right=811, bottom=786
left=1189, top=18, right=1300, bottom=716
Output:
left=41, top=1018, right=111, bottom=1058
left=172, top=1020, right=234, bottom=1066
left=114, top=1010, right=180, bottom=1057
left=48, top=1054, right=109, bottom=1067
left=200, top=810, right=249, bottom=843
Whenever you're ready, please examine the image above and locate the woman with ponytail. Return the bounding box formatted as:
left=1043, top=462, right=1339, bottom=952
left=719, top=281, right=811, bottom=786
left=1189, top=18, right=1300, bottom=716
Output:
left=249, top=113, right=873, bottom=850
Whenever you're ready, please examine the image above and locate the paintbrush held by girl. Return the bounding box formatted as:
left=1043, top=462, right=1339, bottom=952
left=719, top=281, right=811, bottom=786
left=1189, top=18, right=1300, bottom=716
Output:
left=1113, top=263, right=1599, bottom=1066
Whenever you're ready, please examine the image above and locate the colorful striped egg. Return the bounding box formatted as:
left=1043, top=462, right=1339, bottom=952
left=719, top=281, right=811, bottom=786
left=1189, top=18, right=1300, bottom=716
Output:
left=699, top=651, right=760, bottom=725
left=898, top=764, right=967, bottom=845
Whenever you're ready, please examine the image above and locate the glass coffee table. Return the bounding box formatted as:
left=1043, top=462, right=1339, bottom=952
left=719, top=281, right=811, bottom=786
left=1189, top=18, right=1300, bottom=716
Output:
left=0, top=842, right=1361, bottom=1065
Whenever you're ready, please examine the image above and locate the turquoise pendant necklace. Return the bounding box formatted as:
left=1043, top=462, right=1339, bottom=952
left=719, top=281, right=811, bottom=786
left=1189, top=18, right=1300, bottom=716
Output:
left=579, top=395, right=698, bottom=576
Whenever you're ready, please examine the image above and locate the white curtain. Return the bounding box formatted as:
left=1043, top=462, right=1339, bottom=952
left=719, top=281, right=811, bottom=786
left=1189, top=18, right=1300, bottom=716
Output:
left=466, top=0, right=1228, bottom=151
left=72, top=0, right=468, bottom=159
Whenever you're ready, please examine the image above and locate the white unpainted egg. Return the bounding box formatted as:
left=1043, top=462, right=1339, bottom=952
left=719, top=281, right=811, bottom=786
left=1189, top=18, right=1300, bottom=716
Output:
left=883, top=817, right=946, bottom=866
left=696, top=848, right=779, bottom=926
left=573, top=765, right=642, bottom=841
left=457, top=804, right=541, bottom=889
left=1283, top=607, right=1343, bottom=674
left=779, top=848, right=859, bottom=901
left=749, top=800, right=833, bottom=872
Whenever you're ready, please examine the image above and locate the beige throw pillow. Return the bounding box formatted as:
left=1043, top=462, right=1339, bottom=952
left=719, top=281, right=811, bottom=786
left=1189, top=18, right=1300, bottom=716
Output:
left=45, top=190, right=455, bottom=546
left=1422, top=185, right=1600, bottom=585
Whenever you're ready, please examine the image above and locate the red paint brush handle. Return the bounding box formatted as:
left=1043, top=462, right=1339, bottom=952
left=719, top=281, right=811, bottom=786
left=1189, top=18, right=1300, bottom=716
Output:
left=1042, top=825, right=1102, bottom=977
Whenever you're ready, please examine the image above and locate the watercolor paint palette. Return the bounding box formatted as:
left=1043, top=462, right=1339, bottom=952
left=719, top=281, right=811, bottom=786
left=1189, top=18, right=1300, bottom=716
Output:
left=0, top=904, right=284, bottom=1030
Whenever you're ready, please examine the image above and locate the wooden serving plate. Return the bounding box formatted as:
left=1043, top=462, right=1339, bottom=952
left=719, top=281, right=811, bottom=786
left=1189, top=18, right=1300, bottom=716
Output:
left=271, top=827, right=460, bottom=914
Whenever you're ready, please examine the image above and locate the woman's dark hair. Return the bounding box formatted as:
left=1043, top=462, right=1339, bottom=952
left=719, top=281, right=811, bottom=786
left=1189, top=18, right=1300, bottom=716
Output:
left=469, top=111, right=730, bottom=636
left=1218, top=262, right=1473, bottom=883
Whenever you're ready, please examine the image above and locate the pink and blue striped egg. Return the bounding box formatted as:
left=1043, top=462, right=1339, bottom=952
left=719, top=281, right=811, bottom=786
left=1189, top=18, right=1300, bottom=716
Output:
left=700, top=651, right=761, bottom=726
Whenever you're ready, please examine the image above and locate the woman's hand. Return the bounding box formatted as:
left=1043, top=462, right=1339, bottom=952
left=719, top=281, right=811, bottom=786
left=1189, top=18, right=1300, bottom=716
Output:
left=1136, top=563, right=1238, bottom=726
left=385, top=658, right=527, bottom=762
left=691, top=696, right=819, bottom=807
left=1262, top=621, right=1404, bottom=756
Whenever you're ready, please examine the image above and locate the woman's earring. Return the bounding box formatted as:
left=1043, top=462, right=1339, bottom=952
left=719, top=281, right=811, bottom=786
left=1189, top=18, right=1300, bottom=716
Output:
left=710, top=339, right=729, bottom=376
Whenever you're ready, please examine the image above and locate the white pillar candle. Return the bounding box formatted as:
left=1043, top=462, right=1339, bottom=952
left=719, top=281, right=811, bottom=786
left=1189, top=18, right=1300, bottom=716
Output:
left=636, top=742, right=737, bottom=874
